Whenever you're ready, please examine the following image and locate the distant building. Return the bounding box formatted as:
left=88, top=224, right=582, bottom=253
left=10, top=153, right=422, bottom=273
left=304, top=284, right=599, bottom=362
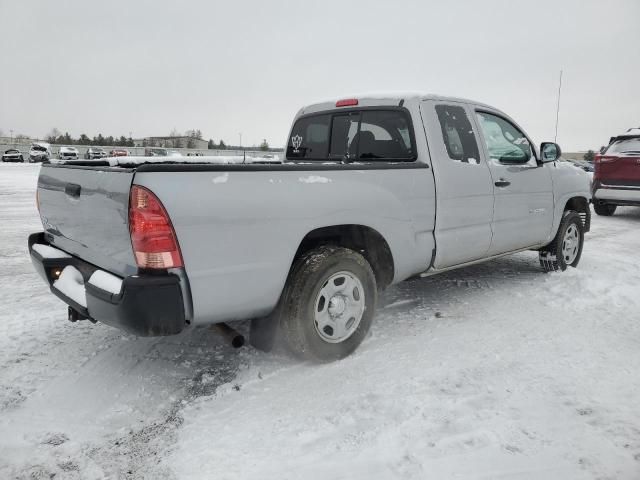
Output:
left=134, top=136, right=209, bottom=150
left=563, top=152, right=591, bottom=161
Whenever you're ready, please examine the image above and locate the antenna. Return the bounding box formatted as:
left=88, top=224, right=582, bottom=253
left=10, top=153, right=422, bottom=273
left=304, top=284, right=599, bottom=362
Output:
left=554, top=69, right=563, bottom=143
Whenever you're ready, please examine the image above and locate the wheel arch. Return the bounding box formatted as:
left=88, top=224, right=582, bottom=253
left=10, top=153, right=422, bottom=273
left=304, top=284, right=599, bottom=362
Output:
left=291, top=224, right=395, bottom=290
left=563, top=195, right=591, bottom=233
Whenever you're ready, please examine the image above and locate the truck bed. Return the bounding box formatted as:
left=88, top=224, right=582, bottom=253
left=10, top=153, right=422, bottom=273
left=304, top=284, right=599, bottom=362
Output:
left=36, top=158, right=436, bottom=325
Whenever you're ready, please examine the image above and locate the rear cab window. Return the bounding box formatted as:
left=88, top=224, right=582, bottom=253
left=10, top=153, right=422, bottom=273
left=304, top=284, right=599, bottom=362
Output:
left=286, top=108, right=416, bottom=162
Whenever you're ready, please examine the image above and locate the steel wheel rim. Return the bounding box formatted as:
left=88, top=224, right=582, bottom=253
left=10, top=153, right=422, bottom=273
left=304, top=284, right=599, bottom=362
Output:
left=561, top=224, right=580, bottom=264
left=314, top=271, right=365, bottom=343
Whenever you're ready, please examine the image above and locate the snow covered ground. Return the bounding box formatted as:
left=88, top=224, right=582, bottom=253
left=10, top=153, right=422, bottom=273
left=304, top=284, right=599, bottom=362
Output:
left=1, top=163, right=639, bottom=479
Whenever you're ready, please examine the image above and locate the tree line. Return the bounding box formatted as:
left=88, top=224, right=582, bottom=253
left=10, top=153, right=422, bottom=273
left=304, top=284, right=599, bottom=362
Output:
left=46, top=128, right=135, bottom=147
left=42, top=128, right=271, bottom=151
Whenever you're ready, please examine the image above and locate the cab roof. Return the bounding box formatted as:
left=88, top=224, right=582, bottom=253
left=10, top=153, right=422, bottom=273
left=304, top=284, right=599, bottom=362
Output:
left=299, top=92, right=496, bottom=116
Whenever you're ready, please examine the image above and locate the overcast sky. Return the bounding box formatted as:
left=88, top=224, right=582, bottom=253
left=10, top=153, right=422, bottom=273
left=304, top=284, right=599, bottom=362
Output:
left=1, top=0, right=638, bottom=151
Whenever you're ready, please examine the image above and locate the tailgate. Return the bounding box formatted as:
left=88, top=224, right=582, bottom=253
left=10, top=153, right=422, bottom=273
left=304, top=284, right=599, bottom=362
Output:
left=37, top=165, right=137, bottom=276
left=597, top=154, right=640, bottom=187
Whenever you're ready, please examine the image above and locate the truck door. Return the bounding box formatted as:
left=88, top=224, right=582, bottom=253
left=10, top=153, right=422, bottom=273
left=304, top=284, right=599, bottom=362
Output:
left=472, top=110, right=554, bottom=254
left=420, top=100, right=494, bottom=268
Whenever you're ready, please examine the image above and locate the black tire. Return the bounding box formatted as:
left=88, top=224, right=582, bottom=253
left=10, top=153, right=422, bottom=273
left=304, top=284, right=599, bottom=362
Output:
left=275, top=246, right=377, bottom=362
left=594, top=203, right=616, bottom=216
left=539, top=211, right=584, bottom=272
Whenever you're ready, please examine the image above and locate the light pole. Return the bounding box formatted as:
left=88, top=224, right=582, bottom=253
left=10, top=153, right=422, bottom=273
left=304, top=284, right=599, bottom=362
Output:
left=239, top=133, right=242, bottom=149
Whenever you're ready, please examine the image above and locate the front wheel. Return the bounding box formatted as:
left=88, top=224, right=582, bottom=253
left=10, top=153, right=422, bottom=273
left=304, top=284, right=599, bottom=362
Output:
left=539, top=211, right=584, bottom=272
left=277, top=246, right=377, bottom=362
left=594, top=203, right=616, bottom=216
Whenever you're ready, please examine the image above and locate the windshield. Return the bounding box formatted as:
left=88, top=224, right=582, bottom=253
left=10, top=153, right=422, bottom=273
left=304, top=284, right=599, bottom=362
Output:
left=607, top=137, right=640, bottom=154
left=32, top=146, right=47, bottom=152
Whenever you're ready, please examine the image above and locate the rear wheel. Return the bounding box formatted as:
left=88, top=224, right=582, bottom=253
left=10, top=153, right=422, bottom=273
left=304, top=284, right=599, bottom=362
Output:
left=274, top=246, right=377, bottom=362
left=539, top=211, right=584, bottom=272
left=594, top=203, right=616, bottom=216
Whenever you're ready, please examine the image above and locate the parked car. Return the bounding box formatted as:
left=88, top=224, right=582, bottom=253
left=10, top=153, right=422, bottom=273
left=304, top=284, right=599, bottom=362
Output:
left=58, top=146, right=79, bottom=161
left=28, top=93, right=591, bottom=362
left=144, top=147, right=168, bottom=157
left=167, top=150, right=182, bottom=157
left=29, top=143, right=51, bottom=163
left=109, top=149, right=129, bottom=157
left=566, top=158, right=594, bottom=173
left=593, top=128, right=640, bottom=216
left=85, top=147, right=107, bottom=160
left=2, top=148, right=24, bottom=162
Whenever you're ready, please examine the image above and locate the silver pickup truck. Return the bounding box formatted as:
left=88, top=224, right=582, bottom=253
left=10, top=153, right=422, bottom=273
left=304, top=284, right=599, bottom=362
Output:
left=29, top=93, right=591, bottom=361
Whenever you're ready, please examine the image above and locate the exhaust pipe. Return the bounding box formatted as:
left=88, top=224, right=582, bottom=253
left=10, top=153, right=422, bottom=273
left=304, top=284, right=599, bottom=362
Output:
left=211, top=323, right=245, bottom=348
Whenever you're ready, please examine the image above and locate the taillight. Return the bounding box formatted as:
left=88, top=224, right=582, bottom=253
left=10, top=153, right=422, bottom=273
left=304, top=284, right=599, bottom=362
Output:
left=336, top=98, right=358, bottom=107
left=36, top=189, right=40, bottom=213
left=129, top=185, right=183, bottom=269
left=597, top=156, right=617, bottom=163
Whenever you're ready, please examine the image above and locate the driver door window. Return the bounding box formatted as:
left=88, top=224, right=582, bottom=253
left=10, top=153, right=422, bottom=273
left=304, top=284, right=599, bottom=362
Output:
left=476, top=112, right=535, bottom=165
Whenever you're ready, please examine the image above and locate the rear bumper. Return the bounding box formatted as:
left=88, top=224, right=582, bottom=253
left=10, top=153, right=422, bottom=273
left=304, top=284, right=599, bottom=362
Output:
left=593, top=186, right=640, bottom=205
left=28, top=232, right=187, bottom=336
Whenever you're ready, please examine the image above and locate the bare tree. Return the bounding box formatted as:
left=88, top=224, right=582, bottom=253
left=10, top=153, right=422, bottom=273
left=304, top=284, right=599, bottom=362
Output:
left=47, top=128, right=62, bottom=143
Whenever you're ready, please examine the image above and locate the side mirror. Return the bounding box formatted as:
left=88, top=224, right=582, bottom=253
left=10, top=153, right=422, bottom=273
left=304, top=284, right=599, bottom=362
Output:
left=540, top=142, right=561, bottom=162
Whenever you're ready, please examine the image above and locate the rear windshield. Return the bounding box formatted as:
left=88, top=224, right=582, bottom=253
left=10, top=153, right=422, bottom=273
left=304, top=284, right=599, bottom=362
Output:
left=607, top=137, right=640, bottom=154
left=286, top=109, right=416, bottom=161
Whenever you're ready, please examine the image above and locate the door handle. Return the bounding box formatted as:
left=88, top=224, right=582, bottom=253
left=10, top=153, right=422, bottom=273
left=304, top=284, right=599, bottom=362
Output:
left=65, top=183, right=81, bottom=198
left=494, top=179, right=511, bottom=188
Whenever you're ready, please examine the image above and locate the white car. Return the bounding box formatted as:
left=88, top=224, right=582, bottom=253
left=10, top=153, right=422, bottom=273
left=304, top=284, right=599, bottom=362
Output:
left=58, top=146, right=79, bottom=161
left=29, top=143, right=51, bottom=163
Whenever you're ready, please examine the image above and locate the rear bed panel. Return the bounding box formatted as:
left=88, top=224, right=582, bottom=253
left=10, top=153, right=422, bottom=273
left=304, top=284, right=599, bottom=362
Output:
left=38, top=165, right=137, bottom=276
left=133, top=165, right=436, bottom=325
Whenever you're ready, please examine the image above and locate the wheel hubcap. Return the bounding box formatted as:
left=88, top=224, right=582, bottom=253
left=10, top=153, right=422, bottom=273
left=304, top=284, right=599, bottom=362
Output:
left=561, top=224, right=580, bottom=264
left=314, top=271, right=365, bottom=343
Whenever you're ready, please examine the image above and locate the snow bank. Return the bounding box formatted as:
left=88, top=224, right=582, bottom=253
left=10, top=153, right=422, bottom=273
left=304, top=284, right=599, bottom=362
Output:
left=52, top=265, right=86, bottom=307
left=97, top=155, right=282, bottom=167
left=31, top=243, right=71, bottom=259
left=88, top=270, right=123, bottom=295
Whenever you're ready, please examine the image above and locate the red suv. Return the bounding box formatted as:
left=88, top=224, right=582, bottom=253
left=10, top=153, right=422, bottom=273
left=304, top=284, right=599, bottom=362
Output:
left=593, top=128, right=640, bottom=216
